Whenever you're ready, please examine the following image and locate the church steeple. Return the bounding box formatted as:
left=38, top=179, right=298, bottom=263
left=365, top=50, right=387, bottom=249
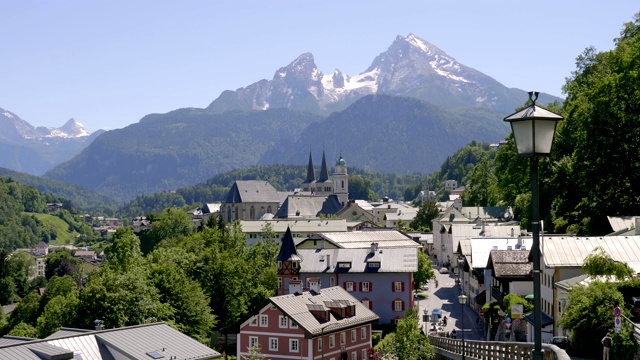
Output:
left=303, top=152, right=315, bottom=184
left=317, top=151, right=329, bottom=183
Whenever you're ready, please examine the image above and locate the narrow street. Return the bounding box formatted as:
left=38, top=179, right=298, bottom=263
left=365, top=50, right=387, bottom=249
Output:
left=416, top=262, right=484, bottom=341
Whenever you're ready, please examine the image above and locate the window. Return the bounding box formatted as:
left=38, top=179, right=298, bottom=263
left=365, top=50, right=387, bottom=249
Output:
left=393, top=281, right=403, bottom=292
left=329, top=335, right=335, bottom=348
left=352, top=352, right=357, bottom=360
left=278, top=277, right=282, bottom=289
left=340, top=332, right=346, bottom=345
left=351, top=329, right=356, bottom=342
left=393, top=300, right=404, bottom=312
left=361, top=349, right=367, bottom=360
left=345, top=281, right=355, bottom=292
left=318, top=338, right=323, bottom=351
left=249, top=336, right=259, bottom=349
left=361, top=327, right=366, bottom=340
left=250, top=317, right=258, bottom=326
left=260, top=315, right=268, bottom=327
left=269, top=338, right=278, bottom=351
left=290, top=320, right=298, bottom=329
left=338, top=262, right=352, bottom=269
left=279, top=315, right=288, bottom=328
left=361, top=282, right=371, bottom=292
left=361, top=299, right=371, bottom=309
left=368, top=262, right=380, bottom=268
left=290, top=339, right=299, bottom=352
left=292, top=262, right=298, bottom=268
left=330, top=277, right=336, bottom=287
left=278, top=261, right=282, bottom=269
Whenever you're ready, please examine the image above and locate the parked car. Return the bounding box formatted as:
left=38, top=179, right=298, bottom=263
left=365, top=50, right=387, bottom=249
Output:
left=631, top=297, right=640, bottom=320
left=549, top=336, right=572, bottom=352
left=422, top=284, right=429, bottom=291
left=439, top=267, right=449, bottom=274
left=432, top=308, right=442, bottom=318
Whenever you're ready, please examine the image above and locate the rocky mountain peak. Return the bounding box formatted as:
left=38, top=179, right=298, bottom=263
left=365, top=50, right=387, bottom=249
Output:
left=274, top=52, right=319, bottom=81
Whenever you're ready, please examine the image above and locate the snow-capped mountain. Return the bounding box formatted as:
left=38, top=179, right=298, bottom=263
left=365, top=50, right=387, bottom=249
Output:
left=207, top=33, right=560, bottom=115
left=0, top=107, right=103, bottom=175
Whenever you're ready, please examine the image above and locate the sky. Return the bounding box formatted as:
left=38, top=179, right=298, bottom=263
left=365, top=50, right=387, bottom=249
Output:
left=1, top=1, right=638, bottom=131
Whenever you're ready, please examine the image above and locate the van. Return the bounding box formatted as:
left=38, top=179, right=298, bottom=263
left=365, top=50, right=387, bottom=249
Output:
left=631, top=297, right=640, bottom=319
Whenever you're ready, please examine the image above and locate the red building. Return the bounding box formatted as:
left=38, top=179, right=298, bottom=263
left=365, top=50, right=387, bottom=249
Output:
left=237, top=284, right=379, bottom=360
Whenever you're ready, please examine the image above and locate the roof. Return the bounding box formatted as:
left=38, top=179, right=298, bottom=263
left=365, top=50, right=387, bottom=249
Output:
left=487, top=250, right=532, bottom=278
left=276, top=227, right=300, bottom=262
left=522, top=311, right=554, bottom=327
left=543, top=235, right=640, bottom=273
left=459, top=206, right=513, bottom=221
left=312, top=230, right=420, bottom=249
left=298, top=247, right=419, bottom=273
left=269, top=286, right=379, bottom=336
left=239, top=219, right=348, bottom=233
left=0, top=322, right=221, bottom=360
left=607, top=216, right=637, bottom=232
left=275, top=194, right=343, bottom=219
left=554, top=274, right=624, bottom=292
left=469, top=237, right=533, bottom=269
left=317, top=151, right=330, bottom=183
left=304, top=152, right=315, bottom=184
left=223, top=180, right=283, bottom=204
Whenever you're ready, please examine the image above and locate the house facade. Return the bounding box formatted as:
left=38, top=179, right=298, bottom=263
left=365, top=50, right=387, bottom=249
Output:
left=237, top=285, right=378, bottom=360
left=277, top=228, right=420, bottom=324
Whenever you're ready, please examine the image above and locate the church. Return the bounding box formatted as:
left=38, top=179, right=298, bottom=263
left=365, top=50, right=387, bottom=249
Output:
left=301, top=152, right=349, bottom=207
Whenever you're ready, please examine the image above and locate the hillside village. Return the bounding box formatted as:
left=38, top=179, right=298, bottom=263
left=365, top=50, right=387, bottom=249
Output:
left=4, top=149, right=638, bottom=359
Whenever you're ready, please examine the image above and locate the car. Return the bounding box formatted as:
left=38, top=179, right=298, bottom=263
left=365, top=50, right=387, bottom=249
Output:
left=549, top=336, right=572, bottom=352
left=422, top=284, right=429, bottom=291
left=631, top=297, right=640, bottom=319
left=439, top=267, right=449, bottom=274
left=432, top=308, right=442, bottom=318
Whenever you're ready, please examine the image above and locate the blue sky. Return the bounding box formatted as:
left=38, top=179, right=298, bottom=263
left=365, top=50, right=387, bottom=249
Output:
left=2, top=1, right=638, bottom=131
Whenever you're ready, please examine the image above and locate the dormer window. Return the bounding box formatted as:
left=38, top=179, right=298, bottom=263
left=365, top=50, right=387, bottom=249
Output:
left=368, top=262, right=380, bottom=268
left=338, top=262, right=351, bottom=269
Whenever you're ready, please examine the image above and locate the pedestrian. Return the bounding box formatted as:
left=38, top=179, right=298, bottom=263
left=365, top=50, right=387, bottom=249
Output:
left=601, top=332, right=612, bottom=360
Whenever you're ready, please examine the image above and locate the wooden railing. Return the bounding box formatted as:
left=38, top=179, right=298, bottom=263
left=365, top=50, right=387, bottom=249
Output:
left=428, top=336, right=571, bottom=360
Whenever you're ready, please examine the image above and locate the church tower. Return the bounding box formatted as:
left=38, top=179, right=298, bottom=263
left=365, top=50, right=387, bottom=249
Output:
left=333, top=155, right=348, bottom=207
left=276, top=227, right=301, bottom=295
left=302, top=152, right=315, bottom=193
left=315, top=151, right=332, bottom=196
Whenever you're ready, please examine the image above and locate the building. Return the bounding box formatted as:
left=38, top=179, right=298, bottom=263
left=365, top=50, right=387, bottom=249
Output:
left=239, top=219, right=348, bottom=246
left=0, top=322, right=221, bottom=359
left=236, top=285, right=378, bottom=360
left=302, top=152, right=349, bottom=207
left=276, top=228, right=420, bottom=323
left=220, top=180, right=289, bottom=222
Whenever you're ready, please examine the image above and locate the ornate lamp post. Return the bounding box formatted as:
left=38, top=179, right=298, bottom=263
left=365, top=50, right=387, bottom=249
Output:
left=504, top=91, right=563, bottom=360
left=458, top=294, right=468, bottom=360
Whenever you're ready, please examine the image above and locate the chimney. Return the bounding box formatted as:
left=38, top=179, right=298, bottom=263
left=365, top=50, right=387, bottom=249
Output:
left=370, top=242, right=378, bottom=254
left=309, top=278, right=321, bottom=293
left=326, top=254, right=331, bottom=269
left=289, top=279, right=303, bottom=295
left=94, top=319, right=103, bottom=330
left=511, top=227, right=515, bottom=237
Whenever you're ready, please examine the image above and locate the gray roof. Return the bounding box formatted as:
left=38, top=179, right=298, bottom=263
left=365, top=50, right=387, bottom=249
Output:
left=487, top=250, right=532, bottom=278
left=0, top=322, right=221, bottom=360
left=298, top=247, right=419, bottom=273
left=469, top=237, right=533, bottom=269
left=269, top=286, right=379, bottom=336
left=607, top=216, right=637, bottom=232
left=311, top=230, right=420, bottom=249
left=275, top=195, right=342, bottom=219
left=223, top=180, right=283, bottom=204
left=543, top=235, right=640, bottom=273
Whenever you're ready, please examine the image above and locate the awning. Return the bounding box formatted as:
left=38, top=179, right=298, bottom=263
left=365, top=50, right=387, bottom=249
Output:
left=474, top=290, right=486, bottom=305
left=523, top=311, right=554, bottom=327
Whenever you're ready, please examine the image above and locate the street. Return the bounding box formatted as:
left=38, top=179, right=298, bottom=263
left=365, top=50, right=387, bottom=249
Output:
left=416, top=262, right=484, bottom=341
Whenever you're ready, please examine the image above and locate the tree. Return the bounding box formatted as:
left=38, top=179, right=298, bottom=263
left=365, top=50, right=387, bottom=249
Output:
left=409, top=200, right=439, bottom=232
left=105, top=228, right=143, bottom=272
left=36, top=294, right=80, bottom=338
left=583, top=247, right=634, bottom=280
left=374, top=308, right=434, bottom=359
left=39, top=275, right=77, bottom=312
left=45, top=248, right=82, bottom=281
left=561, top=281, right=625, bottom=355
left=9, top=291, right=41, bottom=328
left=413, top=252, right=434, bottom=290
left=461, top=157, right=497, bottom=207
left=7, top=322, right=37, bottom=338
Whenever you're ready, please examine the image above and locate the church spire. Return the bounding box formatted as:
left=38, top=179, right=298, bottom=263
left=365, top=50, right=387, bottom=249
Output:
left=303, top=152, right=315, bottom=184
left=317, top=151, right=329, bottom=182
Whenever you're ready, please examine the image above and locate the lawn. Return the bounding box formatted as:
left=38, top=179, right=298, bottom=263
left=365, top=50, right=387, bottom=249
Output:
left=29, top=213, right=79, bottom=246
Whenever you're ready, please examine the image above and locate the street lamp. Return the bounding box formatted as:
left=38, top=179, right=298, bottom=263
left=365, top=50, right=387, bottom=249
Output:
left=504, top=91, right=563, bottom=360
left=458, top=294, right=468, bottom=360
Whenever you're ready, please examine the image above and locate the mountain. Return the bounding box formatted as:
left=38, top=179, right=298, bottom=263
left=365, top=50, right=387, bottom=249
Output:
left=207, top=34, right=562, bottom=115
left=0, top=108, right=104, bottom=175
left=258, top=95, right=509, bottom=173
left=44, top=108, right=323, bottom=202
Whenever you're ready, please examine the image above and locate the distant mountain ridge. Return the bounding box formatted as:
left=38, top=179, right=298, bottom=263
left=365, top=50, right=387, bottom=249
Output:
left=43, top=33, right=563, bottom=202
left=0, top=107, right=103, bottom=175
left=207, top=34, right=561, bottom=115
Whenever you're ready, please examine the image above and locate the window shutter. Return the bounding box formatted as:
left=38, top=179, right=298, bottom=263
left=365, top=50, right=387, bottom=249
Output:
left=402, top=301, right=405, bottom=311
left=343, top=282, right=347, bottom=290
left=359, top=282, right=363, bottom=292
left=401, top=282, right=405, bottom=292
left=369, top=282, right=373, bottom=292
left=391, top=282, right=395, bottom=292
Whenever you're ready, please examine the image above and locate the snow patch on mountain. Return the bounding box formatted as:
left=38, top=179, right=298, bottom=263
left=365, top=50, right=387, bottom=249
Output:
left=2, top=112, right=14, bottom=119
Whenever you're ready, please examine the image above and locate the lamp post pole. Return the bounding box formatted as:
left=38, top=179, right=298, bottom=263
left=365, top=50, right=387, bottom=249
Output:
left=504, top=91, right=563, bottom=360
left=531, top=156, right=543, bottom=360
left=458, top=294, right=468, bottom=360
